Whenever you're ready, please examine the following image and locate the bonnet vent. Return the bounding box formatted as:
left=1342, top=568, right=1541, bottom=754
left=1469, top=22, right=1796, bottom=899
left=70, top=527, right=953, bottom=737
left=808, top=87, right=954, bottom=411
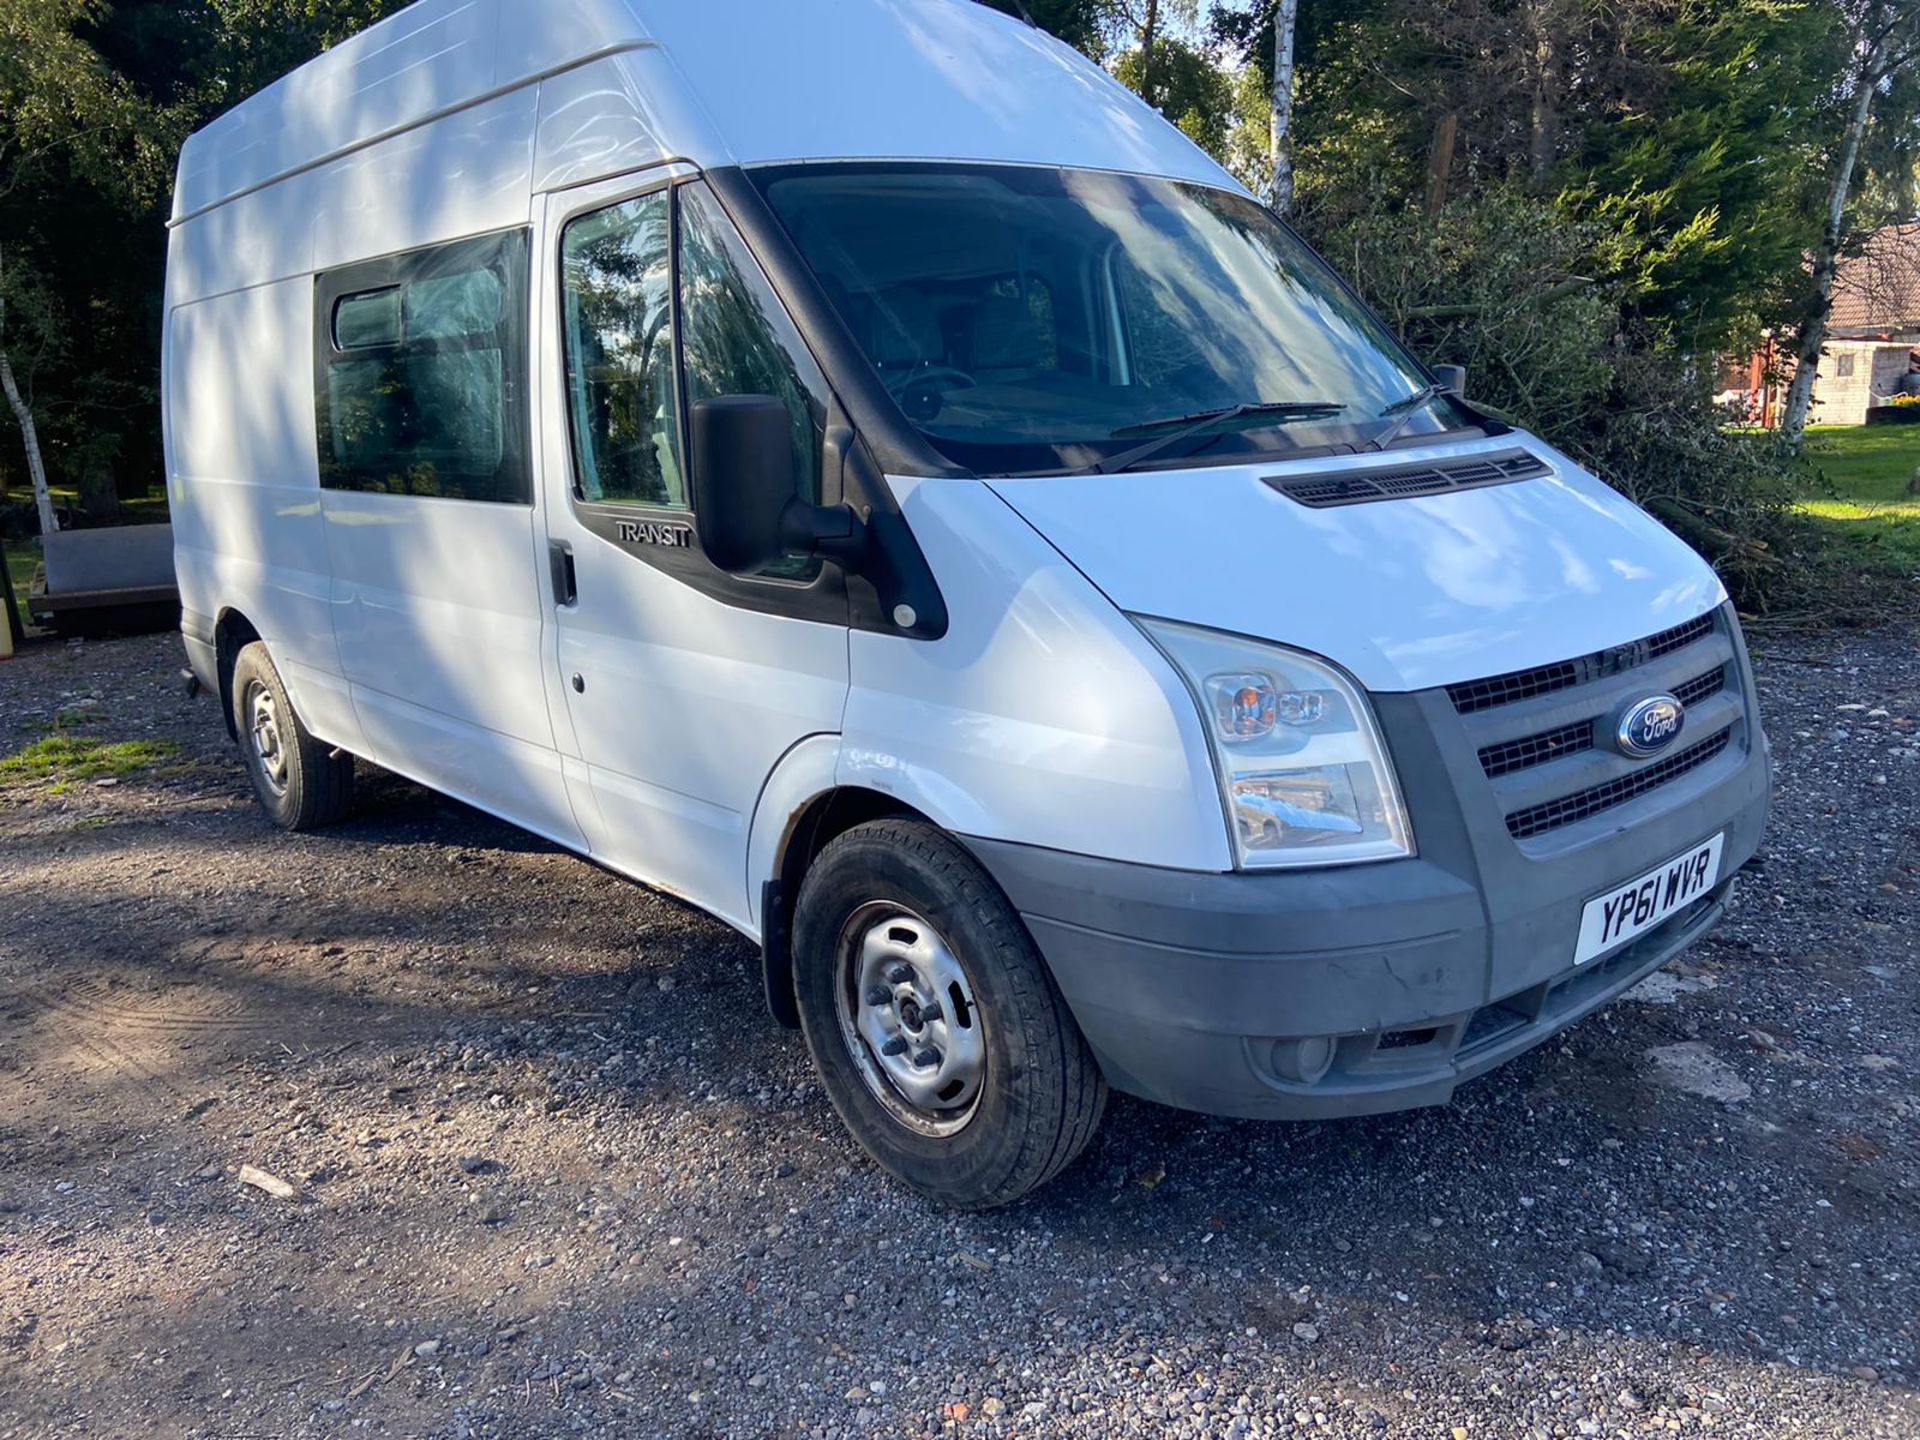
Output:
left=1267, top=449, right=1552, bottom=508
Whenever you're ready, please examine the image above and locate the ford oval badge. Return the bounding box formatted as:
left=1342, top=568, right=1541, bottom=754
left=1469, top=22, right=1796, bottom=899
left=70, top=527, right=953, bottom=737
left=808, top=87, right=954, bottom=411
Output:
left=1617, top=695, right=1685, bottom=758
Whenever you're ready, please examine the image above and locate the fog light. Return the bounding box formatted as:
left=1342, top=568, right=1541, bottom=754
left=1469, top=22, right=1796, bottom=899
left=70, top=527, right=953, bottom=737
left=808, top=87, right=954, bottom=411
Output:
left=1266, top=1034, right=1336, bottom=1085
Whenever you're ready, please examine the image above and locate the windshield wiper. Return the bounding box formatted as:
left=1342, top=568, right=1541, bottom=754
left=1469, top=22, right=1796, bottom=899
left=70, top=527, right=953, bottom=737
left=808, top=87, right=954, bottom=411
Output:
left=1088, top=400, right=1348, bottom=475
left=1368, top=382, right=1448, bottom=451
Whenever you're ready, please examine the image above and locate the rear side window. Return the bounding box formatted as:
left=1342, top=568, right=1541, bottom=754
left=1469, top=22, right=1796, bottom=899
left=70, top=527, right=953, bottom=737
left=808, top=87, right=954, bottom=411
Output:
left=315, top=230, right=531, bottom=504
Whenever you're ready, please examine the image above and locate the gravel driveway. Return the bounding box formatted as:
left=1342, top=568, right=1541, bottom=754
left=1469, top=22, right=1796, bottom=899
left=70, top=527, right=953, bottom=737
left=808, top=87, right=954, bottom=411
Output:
left=0, top=624, right=1915, bottom=1440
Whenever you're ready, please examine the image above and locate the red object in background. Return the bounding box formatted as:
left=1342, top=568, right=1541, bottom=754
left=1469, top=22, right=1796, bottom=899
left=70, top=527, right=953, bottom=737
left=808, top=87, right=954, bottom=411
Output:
left=1747, top=335, right=1778, bottom=428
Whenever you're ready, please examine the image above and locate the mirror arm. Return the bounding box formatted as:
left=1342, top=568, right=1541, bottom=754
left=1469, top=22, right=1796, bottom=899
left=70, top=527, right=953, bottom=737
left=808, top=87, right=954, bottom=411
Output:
left=779, top=498, right=868, bottom=565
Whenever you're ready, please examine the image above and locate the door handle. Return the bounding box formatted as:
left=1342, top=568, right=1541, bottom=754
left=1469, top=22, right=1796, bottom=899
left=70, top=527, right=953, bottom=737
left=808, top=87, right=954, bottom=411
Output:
left=549, top=541, right=577, bottom=607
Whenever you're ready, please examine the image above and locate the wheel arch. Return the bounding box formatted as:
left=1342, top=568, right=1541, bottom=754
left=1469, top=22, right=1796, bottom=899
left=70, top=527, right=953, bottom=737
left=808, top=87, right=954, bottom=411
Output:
left=213, top=607, right=264, bottom=741
left=748, top=742, right=949, bottom=1029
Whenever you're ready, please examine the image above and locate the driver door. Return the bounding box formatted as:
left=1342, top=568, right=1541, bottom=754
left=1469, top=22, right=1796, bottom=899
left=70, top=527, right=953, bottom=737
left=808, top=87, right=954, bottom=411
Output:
left=533, top=169, right=850, bottom=932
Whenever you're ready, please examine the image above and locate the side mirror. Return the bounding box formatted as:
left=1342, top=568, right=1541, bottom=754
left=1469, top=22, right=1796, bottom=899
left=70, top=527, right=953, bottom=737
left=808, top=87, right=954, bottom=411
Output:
left=691, top=394, right=864, bottom=576
left=1433, top=363, right=1467, bottom=398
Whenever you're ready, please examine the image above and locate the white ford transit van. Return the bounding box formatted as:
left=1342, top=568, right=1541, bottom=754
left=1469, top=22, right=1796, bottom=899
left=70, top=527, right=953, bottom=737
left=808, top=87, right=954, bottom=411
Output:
left=166, top=0, right=1771, bottom=1206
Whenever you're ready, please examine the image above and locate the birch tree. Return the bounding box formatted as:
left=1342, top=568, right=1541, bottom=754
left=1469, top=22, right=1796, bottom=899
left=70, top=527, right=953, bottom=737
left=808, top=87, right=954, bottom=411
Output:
left=0, top=244, right=56, bottom=535
left=1779, top=1, right=1920, bottom=451
left=1269, top=0, right=1298, bottom=212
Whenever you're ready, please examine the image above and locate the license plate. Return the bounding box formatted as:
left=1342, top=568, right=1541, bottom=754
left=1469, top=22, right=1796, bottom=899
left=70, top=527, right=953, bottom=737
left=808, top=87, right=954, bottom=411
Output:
left=1573, top=832, right=1725, bottom=966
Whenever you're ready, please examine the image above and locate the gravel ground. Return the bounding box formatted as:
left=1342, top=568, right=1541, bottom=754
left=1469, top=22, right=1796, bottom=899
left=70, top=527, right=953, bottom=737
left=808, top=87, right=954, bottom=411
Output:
left=0, top=624, right=1916, bottom=1440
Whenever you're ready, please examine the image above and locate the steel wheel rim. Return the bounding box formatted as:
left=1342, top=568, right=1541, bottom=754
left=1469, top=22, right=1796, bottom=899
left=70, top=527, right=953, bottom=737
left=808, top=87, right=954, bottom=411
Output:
left=245, top=680, right=290, bottom=797
left=834, top=903, right=986, bottom=1137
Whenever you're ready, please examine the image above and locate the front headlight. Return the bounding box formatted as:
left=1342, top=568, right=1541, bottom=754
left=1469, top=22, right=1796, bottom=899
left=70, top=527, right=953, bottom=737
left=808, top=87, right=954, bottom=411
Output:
left=1135, top=617, right=1414, bottom=869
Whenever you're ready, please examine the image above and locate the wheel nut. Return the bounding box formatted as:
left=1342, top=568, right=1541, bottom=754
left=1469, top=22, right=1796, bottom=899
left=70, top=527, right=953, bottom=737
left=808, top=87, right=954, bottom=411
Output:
left=881, top=1036, right=909, bottom=1057
left=913, top=1049, right=939, bottom=1068
left=917, top=1000, right=942, bottom=1024
left=865, top=986, right=892, bottom=1007
left=886, top=964, right=914, bottom=985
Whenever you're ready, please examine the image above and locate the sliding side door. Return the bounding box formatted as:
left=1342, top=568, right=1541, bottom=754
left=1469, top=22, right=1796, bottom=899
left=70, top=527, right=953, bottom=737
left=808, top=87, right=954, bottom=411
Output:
left=315, top=228, right=587, bottom=849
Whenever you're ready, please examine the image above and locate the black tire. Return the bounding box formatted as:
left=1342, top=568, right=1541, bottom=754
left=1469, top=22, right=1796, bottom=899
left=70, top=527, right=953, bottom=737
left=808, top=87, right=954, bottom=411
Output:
left=792, top=819, right=1106, bottom=1208
left=229, top=641, right=354, bottom=831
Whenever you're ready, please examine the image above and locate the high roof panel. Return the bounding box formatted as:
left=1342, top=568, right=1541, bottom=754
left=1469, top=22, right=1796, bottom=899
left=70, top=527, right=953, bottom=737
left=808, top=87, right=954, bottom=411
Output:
left=173, top=0, right=1234, bottom=227
left=173, top=0, right=653, bottom=224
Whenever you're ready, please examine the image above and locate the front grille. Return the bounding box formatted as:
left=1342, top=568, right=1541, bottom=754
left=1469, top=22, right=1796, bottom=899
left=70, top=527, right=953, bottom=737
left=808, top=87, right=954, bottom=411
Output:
left=1474, top=662, right=1728, bottom=782
left=1268, top=449, right=1551, bottom=508
left=1442, top=608, right=1746, bottom=843
left=1478, top=721, right=1593, bottom=778
left=1673, top=664, right=1727, bottom=708
left=1448, top=612, right=1717, bottom=715
left=1505, top=730, right=1732, bottom=839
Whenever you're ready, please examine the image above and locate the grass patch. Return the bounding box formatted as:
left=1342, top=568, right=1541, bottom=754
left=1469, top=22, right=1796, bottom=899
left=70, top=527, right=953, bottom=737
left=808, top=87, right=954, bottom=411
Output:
left=1800, top=425, right=1920, bottom=578
left=23, top=707, right=109, bottom=735
left=0, top=735, right=182, bottom=789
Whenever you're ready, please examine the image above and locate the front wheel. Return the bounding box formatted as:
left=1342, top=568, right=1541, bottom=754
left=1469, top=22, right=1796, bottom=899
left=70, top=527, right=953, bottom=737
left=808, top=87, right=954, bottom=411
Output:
left=792, top=819, right=1106, bottom=1208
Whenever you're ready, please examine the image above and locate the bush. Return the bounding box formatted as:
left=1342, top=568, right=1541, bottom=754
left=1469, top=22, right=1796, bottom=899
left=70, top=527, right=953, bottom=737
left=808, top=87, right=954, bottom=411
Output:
left=1326, top=189, right=1619, bottom=436
left=1303, top=188, right=1822, bottom=615
left=1582, top=344, right=1817, bottom=615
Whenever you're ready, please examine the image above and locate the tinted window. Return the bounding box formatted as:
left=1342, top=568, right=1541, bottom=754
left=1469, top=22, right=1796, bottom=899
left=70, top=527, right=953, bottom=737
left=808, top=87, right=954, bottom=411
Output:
left=316, top=230, right=531, bottom=504
left=561, top=191, right=682, bottom=508
left=678, top=182, right=827, bottom=508
left=408, top=269, right=503, bottom=341
left=334, top=288, right=400, bottom=349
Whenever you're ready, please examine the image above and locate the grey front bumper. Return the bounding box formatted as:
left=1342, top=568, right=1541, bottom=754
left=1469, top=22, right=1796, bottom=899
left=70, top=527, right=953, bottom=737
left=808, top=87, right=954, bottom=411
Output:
left=961, top=612, right=1772, bottom=1121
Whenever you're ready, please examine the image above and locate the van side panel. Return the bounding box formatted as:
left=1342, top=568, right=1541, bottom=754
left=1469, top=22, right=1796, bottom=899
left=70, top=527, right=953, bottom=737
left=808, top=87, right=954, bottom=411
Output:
left=311, top=91, right=542, bottom=274
left=165, top=276, right=362, bottom=751
left=841, top=476, right=1231, bottom=872
left=166, top=174, right=318, bottom=308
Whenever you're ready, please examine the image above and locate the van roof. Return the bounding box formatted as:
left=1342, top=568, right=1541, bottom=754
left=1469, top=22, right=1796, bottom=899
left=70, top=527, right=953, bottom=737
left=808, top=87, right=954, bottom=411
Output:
left=171, top=0, right=1235, bottom=227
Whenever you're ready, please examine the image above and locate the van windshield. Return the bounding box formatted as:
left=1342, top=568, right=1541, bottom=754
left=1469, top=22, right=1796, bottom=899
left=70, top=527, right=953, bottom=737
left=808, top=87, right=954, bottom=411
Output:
left=753, top=163, right=1469, bottom=476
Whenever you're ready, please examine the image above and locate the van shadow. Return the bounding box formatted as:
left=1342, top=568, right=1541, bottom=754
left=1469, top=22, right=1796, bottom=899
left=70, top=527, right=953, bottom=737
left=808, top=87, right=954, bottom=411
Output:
left=332, top=763, right=578, bottom=857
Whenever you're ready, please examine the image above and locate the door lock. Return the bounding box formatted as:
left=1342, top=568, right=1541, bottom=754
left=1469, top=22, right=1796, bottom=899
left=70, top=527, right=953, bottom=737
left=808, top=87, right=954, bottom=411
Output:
left=571, top=673, right=585, bottom=694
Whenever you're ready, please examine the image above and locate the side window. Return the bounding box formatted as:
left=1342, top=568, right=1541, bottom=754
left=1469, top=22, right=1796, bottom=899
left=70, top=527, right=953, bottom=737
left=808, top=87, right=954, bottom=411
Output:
left=316, top=230, right=531, bottom=504
left=561, top=191, right=682, bottom=508
left=677, top=182, right=828, bottom=508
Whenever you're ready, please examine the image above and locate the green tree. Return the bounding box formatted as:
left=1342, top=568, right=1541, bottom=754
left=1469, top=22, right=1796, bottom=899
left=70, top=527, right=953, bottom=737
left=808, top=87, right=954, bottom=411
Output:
left=1113, top=34, right=1241, bottom=157
left=0, top=0, right=179, bottom=534
left=0, top=0, right=410, bottom=534
left=1262, top=0, right=1836, bottom=358
left=980, top=0, right=1108, bottom=54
